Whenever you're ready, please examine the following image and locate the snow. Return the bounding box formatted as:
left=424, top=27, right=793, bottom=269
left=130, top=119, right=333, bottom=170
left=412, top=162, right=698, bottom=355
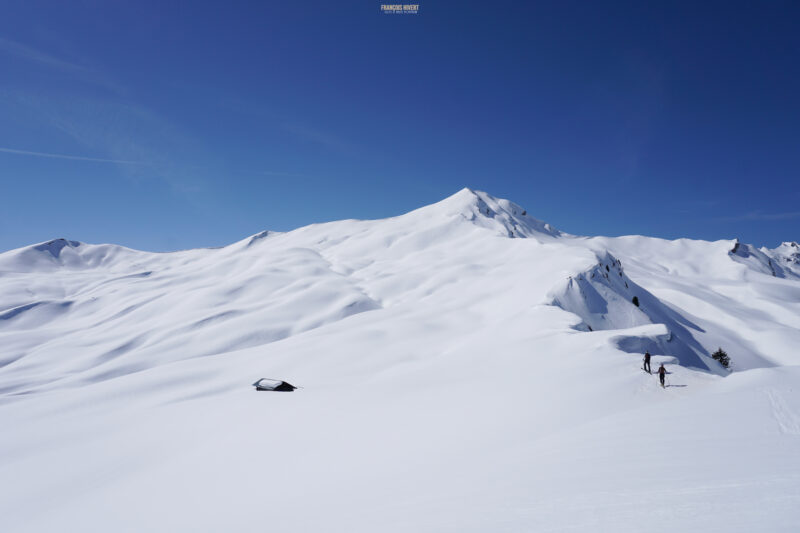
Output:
left=253, top=378, right=288, bottom=390
left=0, top=188, right=798, bottom=531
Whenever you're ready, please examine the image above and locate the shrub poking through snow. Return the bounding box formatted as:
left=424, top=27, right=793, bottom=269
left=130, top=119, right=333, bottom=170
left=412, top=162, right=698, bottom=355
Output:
left=632, top=296, right=640, bottom=307
left=711, top=347, right=730, bottom=368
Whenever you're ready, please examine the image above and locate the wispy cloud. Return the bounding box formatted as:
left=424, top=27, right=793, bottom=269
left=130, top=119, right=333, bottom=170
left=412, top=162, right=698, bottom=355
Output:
left=217, top=97, right=361, bottom=160
left=4, top=92, right=227, bottom=211
left=719, top=210, right=800, bottom=222
left=0, top=146, right=148, bottom=165
left=259, top=170, right=306, bottom=177
left=282, top=122, right=359, bottom=155
left=669, top=197, right=721, bottom=214
left=0, top=37, right=124, bottom=94
left=0, top=38, right=213, bottom=205
left=0, top=36, right=88, bottom=74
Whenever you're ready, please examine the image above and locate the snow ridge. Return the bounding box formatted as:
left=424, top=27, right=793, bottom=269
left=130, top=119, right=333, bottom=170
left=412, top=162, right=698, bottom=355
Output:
left=549, top=251, right=715, bottom=371
left=765, top=241, right=800, bottom=278
left=730, top=239, right=800, bottom=279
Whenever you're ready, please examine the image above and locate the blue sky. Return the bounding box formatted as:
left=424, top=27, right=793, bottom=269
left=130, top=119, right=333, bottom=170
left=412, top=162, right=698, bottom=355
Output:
left=1, top=1, right=798, bottom=252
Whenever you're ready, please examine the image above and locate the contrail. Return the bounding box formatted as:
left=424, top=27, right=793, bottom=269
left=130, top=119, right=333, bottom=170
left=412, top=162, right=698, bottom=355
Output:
left=0, top=147, right=148, bottom=165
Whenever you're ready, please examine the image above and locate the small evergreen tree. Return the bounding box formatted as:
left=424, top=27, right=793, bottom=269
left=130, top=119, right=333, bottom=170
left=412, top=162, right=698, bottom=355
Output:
left=632, top=296, right=640, bottom=307
left=711, top=347, right=730, bottom=368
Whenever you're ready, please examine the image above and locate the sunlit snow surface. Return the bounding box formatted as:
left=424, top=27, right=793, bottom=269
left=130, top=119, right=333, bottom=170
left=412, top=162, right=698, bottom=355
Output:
left=1, top=189, right=798, bottom=532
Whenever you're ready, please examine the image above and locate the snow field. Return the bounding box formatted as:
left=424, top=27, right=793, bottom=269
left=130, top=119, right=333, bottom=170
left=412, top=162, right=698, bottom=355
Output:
left=1, top=189, right=798, bottom=531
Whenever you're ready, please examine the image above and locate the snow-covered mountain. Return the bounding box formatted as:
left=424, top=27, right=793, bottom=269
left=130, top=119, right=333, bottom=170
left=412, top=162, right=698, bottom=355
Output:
left=1, top=189, right=799, bottom=532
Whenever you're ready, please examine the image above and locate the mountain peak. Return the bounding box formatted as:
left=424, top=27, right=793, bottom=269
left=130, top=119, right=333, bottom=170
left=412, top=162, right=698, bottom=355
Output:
left=32, top=238, right=83, bottom=259
left=420, top=188, right=562, bottom=239
left=0, top=238, right=139, bottom=273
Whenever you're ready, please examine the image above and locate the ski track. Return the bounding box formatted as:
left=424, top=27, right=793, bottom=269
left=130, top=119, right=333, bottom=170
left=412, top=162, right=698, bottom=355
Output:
left=766, top=389, right=800, bottom=435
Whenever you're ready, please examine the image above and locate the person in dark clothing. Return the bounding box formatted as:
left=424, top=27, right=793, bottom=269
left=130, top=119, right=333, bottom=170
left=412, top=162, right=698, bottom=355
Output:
left=643, top=351, right=651, bottom=373
left=658, top=364, right=667, bottom=388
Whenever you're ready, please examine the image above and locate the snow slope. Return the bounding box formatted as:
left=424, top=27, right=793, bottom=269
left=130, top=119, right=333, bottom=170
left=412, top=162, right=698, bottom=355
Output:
left=1, top=188, right=799, bottom=532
